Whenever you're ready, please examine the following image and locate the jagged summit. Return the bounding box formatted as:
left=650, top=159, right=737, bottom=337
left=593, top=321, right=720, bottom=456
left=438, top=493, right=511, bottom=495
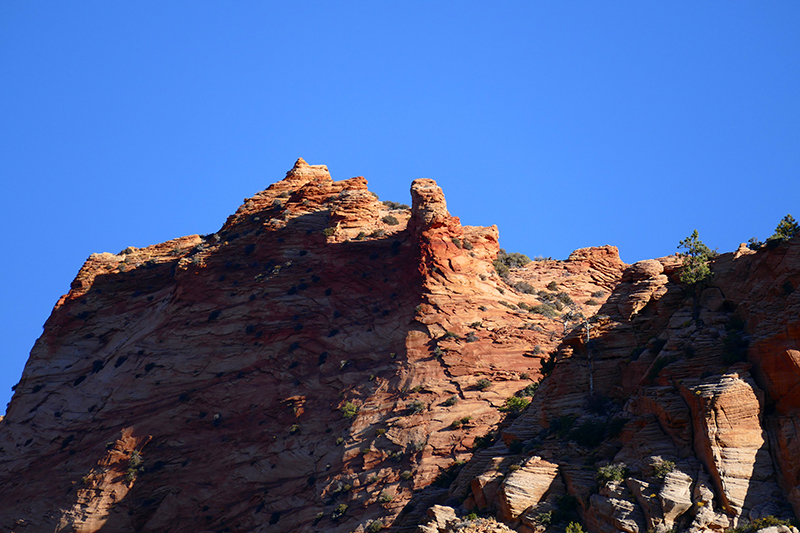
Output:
left=1, top=161, right=799, bottom=533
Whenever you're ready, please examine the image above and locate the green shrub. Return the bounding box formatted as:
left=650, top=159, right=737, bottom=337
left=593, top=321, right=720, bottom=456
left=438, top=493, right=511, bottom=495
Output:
left=493, top=248, right=531, bottom=277
left=597, top=462, right=628, bottom=484
left=547, top=281, right=558, bottom=291
left=678, top=230, right=713, bottom=285
left=382, top=215, right=399, bottom=226
left=530, top=304, right=559, bottom=318
left=519, top=381, right=539, bottom=397
left=378, top=491, right=393, bottom=503
left=407, top=400, right=425, bottom=414
left=342, top=401, right=358, bottom=418
left=514, top=281, right=536, bottom=294
left=442, top=395, right=458, bottom=407
left=382, top=200, right=409, bottom=210
left=586, top=299, right=600, bottom=306
left=331, top=503, right=348, bottom=519
left=473, top=431, right=497, bottom=449
left=323, top=227, right=335, bottom=236
left=556, top=292, right=573, bottom=305
left=465, top=512, right=478, bottom=521
left=493, top=260, right=510, bottom=278
left=591, top=290, right=605, bottom=298
left=653, top=459, right=675, bottom=480
left=747, top=237, right=763, bottom=250
left=500, top=396, right=531, bottom=413
left=452, top=237, right=462, bottom=248
left=356, top=231, right=367, bottom=240
left=400, top=470, right=413, bottom=480
left=463, top=240, right=474, bottom=250
left=566, top=522, right=585, bottom=533
left=367, top=520, right=384, bottom=532
left=770, top=214, right=799, bottom=242
left=536, top=511, right=553, bottom=526
left=476, top=378, right=491, bottom=390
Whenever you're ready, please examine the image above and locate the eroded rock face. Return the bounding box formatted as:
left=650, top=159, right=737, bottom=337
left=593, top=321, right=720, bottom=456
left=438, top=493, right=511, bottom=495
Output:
left=1, top=160, right=799, bottom=533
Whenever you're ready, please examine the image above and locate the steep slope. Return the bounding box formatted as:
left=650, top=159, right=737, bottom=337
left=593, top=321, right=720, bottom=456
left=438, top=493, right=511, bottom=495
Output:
left=1, top=160, right=798, bottom=533
left=418, top=242, right=800, bottom=533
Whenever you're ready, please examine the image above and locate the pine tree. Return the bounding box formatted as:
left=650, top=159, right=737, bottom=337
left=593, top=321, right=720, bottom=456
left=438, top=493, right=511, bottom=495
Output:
left=770, top=214, right=799, bottom=241
left=678, top=230, right=712, bottom=285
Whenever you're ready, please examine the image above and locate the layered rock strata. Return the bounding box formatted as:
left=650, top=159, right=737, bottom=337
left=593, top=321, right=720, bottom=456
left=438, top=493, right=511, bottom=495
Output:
left=1, top=159, right=799, bottom=533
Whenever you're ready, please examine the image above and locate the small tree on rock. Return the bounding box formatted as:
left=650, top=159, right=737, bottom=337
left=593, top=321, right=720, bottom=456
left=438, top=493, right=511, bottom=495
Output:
left=770, top=214, right=799, bottom=242
left=678, top=230, right=712, bottom=286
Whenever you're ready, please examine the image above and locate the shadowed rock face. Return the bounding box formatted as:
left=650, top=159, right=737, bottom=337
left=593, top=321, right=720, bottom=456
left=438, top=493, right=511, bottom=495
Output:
left=1, top=160, right=799, bottom=533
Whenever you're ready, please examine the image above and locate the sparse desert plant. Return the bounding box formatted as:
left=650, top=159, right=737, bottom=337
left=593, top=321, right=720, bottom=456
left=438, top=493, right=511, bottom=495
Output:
left=531, top=304, right=559, bottom=318
left=493, top=248, right=531, bottom=278
left=591, top=290, right=605, bottom=298
left=476, top=378, right=492, bottom=390
left=407, top=399, right=425, bottom=414
left=341, top=401, right=358, bottom=419
left=597, top=462, right=628, bottom=484
left=331, top=503, right=348, bottom=519
left=382, top=215, right=399, bottom=226
left=323, top=227, right=335, bottom=237
left=382, top=200, right=409, bottom=210
left=378, top=491, right=393, bottom=503
left=518, top=381, right=539, bottom=397
left=653, top=459, right=676, bottom=481
left=514, top=281, right=536, bottom=294
left=500, top=396, right=530, bottom=413
left=547, top=281, right=558, bottom=291
left=566, top=522, right=585, bottom=533
left=442, top=395, right=458, bottom=407
left=367, top=520, right=384, bottom=532
left=401, top=470, right=413, bottom=480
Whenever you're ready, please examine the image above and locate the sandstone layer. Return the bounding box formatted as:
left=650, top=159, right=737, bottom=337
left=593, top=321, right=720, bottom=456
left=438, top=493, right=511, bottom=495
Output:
left=1, top=159, right=799, bottom=533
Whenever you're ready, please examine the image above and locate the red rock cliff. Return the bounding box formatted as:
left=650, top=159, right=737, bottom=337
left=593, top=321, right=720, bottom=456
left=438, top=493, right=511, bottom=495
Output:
left=1, top=160, right=798, bottom=533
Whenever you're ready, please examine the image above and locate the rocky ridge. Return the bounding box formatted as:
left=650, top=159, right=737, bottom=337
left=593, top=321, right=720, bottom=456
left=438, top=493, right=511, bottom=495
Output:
left=0, top=159, right=798, bottom=533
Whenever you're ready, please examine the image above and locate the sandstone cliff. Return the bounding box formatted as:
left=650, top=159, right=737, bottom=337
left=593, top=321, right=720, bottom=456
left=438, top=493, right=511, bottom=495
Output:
left=0, top=160, right=798, bottom=533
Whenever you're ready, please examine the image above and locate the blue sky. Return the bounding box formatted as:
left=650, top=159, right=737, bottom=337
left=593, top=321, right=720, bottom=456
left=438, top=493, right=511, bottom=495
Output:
left=2, top=2, right=799, bottom=412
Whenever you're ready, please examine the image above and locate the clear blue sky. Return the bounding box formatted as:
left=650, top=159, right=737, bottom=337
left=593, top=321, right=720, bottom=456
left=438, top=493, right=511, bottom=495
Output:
left=2, top=2, right=799, bottom=412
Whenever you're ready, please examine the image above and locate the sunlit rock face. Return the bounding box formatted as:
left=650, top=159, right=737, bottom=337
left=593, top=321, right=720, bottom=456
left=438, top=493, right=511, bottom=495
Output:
left=1, top=160, right=799, bottom=533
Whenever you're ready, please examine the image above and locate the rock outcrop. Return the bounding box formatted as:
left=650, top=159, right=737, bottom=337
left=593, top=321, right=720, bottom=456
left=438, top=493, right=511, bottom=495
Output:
left=0, top=159, right=798, bottom=533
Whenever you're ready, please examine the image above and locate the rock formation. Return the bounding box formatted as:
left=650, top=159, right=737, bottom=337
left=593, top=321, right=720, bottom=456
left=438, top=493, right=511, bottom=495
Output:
left=0, top=159, right=798, bottom=533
